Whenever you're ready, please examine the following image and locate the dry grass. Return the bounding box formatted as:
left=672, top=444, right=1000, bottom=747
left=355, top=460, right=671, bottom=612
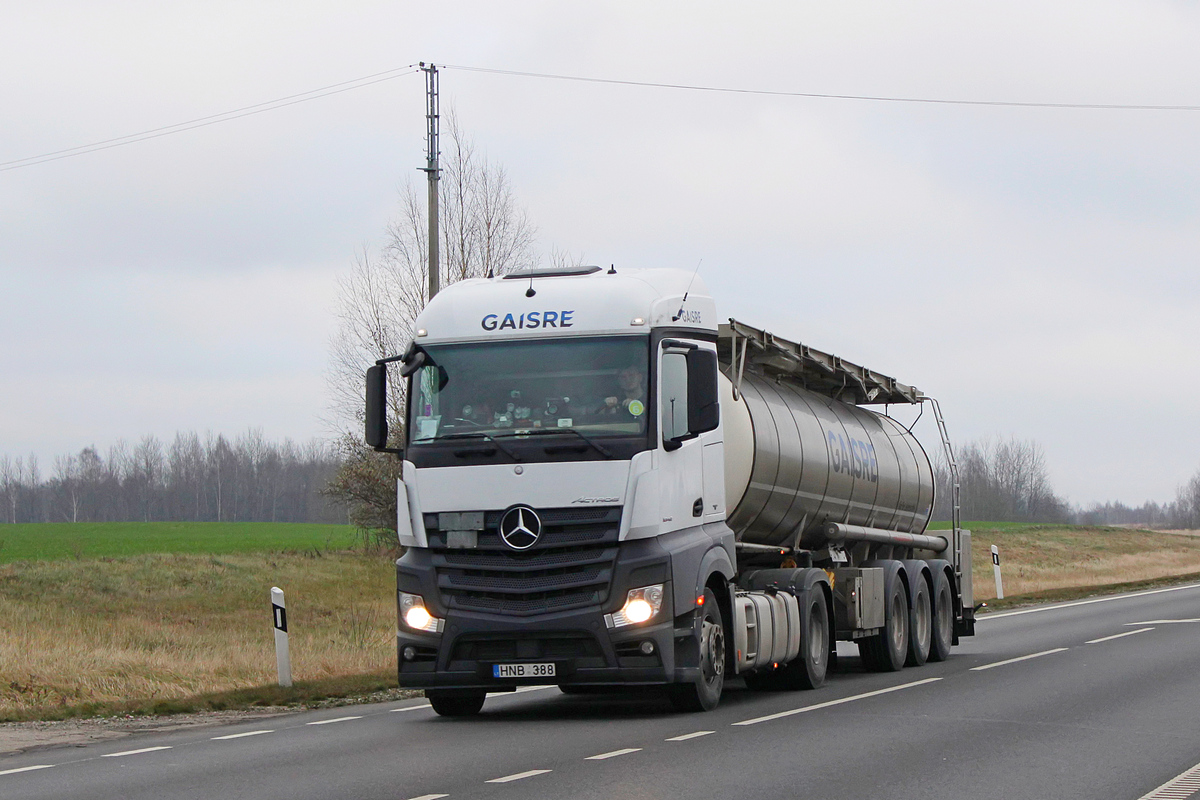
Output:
left=969, top=525, right=1200, bottom=601
left=6, top=525, right=1200, bottom=721
left=0, top=551, right=396, bottom=720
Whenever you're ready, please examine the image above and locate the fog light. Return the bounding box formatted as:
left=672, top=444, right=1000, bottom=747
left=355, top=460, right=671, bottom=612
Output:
left=639, top=640, right=655, bottom=655
left=402, top=645, right=418, bottom=662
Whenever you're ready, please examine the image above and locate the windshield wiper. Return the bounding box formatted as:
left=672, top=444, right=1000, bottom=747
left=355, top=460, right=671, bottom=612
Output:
left=494, top=428, right=614, bottom=460
left=435, top=432, right=521, bottom=461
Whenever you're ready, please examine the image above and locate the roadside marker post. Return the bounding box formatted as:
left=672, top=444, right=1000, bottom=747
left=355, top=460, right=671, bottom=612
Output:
left=271, top=586, right=292, bottom=687
left=991, top=545, right=1004, bottom=600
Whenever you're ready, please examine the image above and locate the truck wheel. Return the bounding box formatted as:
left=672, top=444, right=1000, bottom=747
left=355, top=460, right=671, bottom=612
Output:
left=667, top=587, right=725, bottom=712
left=864, top=568, right=908, bottom=672
left=427, top=690, right=486, bottom=717
left=929, top=570, right=954, bottom=662
left=906, top=573, right=932, bottom=667
left=777, top=587, right=829, bottom=689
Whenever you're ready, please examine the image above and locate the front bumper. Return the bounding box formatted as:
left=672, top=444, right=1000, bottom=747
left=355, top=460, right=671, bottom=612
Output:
left=396, top=545, right=704, bottom=689
left=396, top=607, right=696, bottom=690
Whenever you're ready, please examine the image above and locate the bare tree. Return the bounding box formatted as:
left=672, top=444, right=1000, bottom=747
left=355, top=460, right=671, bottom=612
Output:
left=326, top=111, right=538, bottom=439
left=933, top=436, right=1070, bottom=523
left=0, top=455, right=20, bottom=524
left=1172, top=468, right=1200, bottom=528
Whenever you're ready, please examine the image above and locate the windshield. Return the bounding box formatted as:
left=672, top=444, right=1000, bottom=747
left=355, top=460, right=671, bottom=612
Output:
left=408, top=336, right=649, bottom=444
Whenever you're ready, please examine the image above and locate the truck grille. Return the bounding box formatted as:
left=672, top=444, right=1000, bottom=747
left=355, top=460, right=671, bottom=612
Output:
left=425, top=507, right=621, bottom=617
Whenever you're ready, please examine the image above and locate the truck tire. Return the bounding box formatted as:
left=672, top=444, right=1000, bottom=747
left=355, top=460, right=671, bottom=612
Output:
left=906, top=572, right=932, bottom=667
left=929, top=569, right=954, bottom=663
left=861, top=567, right=907, bottom=672
left=667, top=587, right=725, bottom=712
left=427, top=690, right=486, bottom=717
left=779, top=585, right=830, bottom=690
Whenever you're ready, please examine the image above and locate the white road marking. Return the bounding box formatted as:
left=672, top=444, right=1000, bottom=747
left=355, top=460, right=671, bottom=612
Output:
left=978, top=583, right=1200, bottom=621
left=0, top=765, right=54, bottom=776
left=101, top=746, right=172, bottom=758
left=408, top=794, right=449, bottom=800
left=1136, top=757, right=1200, bottom=800
left=1087, top=628, right=1154, bottom=644
left=1127, top=619, right=1200, bottom=625
left=211, top=729, right=274, bottom=740
left=306, top=715, right=363, bottom=725
left=586, top=748, right=641, bottom=760
left=513, top=685, right=556, bottom=694
left=666, top=730, right=715, bottom=741
left=390, top=703, right=433, bottom=712
left=733, top=677, right=943, bottom=726
left=970, top=648, right=1069, bottom=671
left=487, top=769, right=552, bottom=783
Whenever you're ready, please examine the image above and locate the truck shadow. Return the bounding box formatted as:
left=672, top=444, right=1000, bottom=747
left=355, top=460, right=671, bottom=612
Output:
left=457, top=653, right=875, bottom=722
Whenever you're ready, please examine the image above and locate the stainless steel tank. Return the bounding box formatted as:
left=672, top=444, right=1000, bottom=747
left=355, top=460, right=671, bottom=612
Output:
left=721, top=372, right=934, bottom=548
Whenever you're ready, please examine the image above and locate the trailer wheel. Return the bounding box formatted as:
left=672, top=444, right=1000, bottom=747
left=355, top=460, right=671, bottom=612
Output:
left=427, top=690, right=486, bottom=717
left=929, top=570, right=954, bottom=662
left=667, top=587, right=725, bottom=712
left=861, top=568, right=907, bottom=672
left=906, top=573, right=932, bottom=667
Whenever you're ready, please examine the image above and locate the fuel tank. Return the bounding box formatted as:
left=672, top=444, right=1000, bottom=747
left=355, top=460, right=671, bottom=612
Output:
left=721, top=372, right=934, bottom=548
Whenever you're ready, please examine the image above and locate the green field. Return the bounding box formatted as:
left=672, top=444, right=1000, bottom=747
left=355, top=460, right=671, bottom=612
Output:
left=0, top=522, right=360, bottom=563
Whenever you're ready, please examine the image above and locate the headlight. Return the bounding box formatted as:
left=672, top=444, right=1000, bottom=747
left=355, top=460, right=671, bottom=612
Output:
left=605, top=584, right=665, bottom=629
left=399, top=592, right=444, bottom=634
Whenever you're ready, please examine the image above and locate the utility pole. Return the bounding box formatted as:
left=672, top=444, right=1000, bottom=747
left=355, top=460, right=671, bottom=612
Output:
left=420, top=63, right=440, bottom=300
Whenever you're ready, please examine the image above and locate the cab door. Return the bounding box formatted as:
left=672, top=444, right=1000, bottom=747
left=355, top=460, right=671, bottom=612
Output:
left=658, top=343, right=720, bottom=533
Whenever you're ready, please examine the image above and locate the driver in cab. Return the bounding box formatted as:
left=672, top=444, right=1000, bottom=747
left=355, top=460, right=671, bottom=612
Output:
left=602, top=366, right=646, bottom=419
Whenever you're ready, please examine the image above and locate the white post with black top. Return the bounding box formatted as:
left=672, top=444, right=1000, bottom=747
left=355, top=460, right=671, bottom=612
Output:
left=991, top=545, right=1004, bottom=600
left=271, top=586, right=292, bottom=687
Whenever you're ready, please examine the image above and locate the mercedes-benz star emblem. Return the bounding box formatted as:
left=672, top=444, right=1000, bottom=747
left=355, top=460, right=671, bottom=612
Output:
left=499, top=506, right=541, bottom=551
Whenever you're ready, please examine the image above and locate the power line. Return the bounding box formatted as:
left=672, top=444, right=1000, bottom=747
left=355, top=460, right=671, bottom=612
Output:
left=0, top=65, right=420, bottom=173
left=443, top=63, right=1200, bottom=113
left=7, top=60, right=1198, bottom=174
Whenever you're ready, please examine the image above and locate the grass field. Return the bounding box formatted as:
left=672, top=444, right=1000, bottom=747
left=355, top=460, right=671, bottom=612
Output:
left=944, top=522, right=1200, bottom=601
left=0, top=522, right=358, bottom=563
left=2, top=520, right=1200, bottom=721
left=0, top=549, right=396, bottom=721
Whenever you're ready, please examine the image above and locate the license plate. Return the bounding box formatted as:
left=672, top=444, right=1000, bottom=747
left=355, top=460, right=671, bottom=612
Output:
left=492, top=662, right=556, bottom=679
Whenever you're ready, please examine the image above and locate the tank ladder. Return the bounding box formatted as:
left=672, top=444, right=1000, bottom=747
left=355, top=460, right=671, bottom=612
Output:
left=927, top=397, right=962, bottom=576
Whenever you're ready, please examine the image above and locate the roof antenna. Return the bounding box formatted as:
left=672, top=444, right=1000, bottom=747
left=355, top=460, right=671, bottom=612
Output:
left=525, top=270, right=536, bottom=297
left=672, top=259, right=703, bottom=322
left=607, top=264, right=616, bottom=274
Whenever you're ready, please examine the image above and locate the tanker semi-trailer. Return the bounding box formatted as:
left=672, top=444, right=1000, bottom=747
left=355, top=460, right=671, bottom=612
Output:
left=364, top=266, right=974, bottom=715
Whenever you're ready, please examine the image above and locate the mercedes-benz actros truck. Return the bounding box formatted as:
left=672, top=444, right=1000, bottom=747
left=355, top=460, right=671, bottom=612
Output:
left=364, top=265, right=974, bottom=716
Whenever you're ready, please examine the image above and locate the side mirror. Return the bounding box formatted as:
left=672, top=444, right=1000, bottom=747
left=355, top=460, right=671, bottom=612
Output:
left=399, top=348, right=426, bottom=377
left=686, top=348, right=720, bottom=435
left=365, top=365, right=388, bottom=449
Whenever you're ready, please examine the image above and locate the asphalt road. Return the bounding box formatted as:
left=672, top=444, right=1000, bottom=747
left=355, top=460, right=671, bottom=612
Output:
left=3, top=583, right=1200, bottom=800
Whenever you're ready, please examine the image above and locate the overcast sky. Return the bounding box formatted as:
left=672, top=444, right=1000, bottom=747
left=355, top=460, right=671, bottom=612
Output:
left=3, top=1, right=1198, bottom=506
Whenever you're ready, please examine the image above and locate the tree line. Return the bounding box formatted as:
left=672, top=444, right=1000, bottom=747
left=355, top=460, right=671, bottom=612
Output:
left=933, top=437, right=1072, bottom=524
left=933, top=435, right=1200, bottom=528
left=0, top=431, right=345, bottom=525
left=1075, top=470, right=1200, bottom=529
